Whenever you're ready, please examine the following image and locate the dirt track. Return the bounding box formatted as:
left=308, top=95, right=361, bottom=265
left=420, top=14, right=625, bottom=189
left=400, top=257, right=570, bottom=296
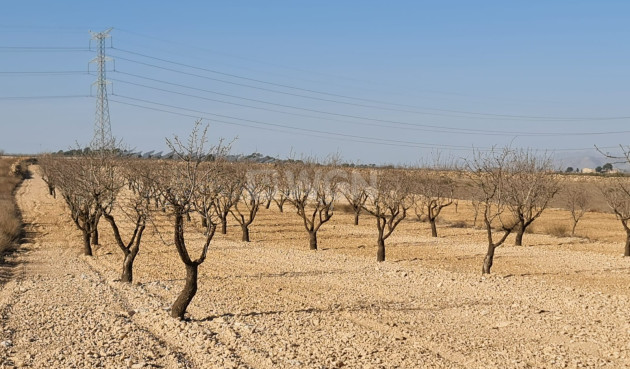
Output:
left=2, top=169, right=630, bottom=368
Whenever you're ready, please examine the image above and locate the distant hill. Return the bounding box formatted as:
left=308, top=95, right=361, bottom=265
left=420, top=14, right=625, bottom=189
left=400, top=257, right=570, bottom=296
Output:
left=554, top=152, right=629, bottom=172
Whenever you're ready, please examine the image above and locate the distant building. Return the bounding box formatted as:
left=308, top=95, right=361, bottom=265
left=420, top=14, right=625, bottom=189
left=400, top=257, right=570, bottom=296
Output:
left=581, top=168, right=595, bottom=174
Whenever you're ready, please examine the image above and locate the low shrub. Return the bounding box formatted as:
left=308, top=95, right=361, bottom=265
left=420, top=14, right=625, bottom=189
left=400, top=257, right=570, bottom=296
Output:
left=449, top=220, right=468, bottom=228
left=545, top=223, right=570, bottom=238
left=0, top=158, right=24, bottom=255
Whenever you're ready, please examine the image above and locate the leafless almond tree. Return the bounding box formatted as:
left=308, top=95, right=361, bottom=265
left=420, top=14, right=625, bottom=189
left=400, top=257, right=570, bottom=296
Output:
left=362, top=169, right=413, bottom=262
left=340, top=170, right=369, bottom=226
left=503, top=150, right=560, bottom=246
left=38, top=154, right=58, bottom=198
left=45, top=151, right=118, bottom=256
left=230, top=164, right=265, bottom=242
left=101, top=159, right=154, bottom=283
left=158, top=121, right=229, bottom=319
left=212, top=163, right=242, bottom=235
left=285, top=163, right=340, bottom=250
left=564, top=182, right=589, bottom=236
left=262, top=172, right=277, bottom=210
left=412, top=170, right=454, bottom=237
left=602, top=179, right=630, bottom=256
left=466, top=148, right=518, bottom=274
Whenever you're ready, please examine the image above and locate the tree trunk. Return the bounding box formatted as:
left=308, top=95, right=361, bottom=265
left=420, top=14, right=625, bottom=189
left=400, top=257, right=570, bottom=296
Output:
left=572, top=220, right=578, bottom=237
left=241, top=224, right=250, bottom=242
left=354, top=211, right=360, bottom=226
left=430, top=218, right=438, bottom=237
left=625, top=230, right=630, bottom=257
left=265, top=199, right=271, bottom=209
left=82, top=231, right=92, bottom=256
left=309, top=231, right=317, bottom=250
left=514, top=226, right=524, bottom=246
left=171, top=263, right=198, bottom=320
left=92, top=226, right=99, bottom=246
left=121, top=251, right=137, bottom=283
left=221, top=217, right=228, bottom=235
left=376, top=237, right=385, bottom=262
left=278, top=201, right=284, bottom=213
left=201, top=216, right=208, bottom=229
left=482, top=243, right=495, bottom=274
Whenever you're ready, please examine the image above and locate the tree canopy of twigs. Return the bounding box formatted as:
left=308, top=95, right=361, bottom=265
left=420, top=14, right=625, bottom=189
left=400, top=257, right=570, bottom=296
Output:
left=361, top=169, right=413, bottom=262
left=158, top=120, right=230, bottom=319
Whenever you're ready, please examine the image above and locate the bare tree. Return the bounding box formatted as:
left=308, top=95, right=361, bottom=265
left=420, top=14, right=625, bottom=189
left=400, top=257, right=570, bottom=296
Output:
left=340, top=170, right=368, bottom=226
left=230, top=165, right=264, bottom=242
left=212, top=163, right=242, bottom=235
left=362, top=169, right=413, bottom=262
left=466, top=148, right=518, bottom=274
left=597, top=144, right=630, bottom=256
left=262, top=172, right=277, bottom=209
left=273, top=167, right=291, bottom=213
left=46, top=151, right=118, bottom=256
left=503, top=150, right=560, bottom=246
left=412, top=170, right=454, bottom=237
left=38, top=154, right=57, bottom=198
left=285, top=163, right=339, bottom=250
left=158, top=121, right=229, bottom=319
left=564, top=183, right=589, bottom=236
left=602, top=179, right=630, bottom=256
left=101, top=159, right=156, bottom=283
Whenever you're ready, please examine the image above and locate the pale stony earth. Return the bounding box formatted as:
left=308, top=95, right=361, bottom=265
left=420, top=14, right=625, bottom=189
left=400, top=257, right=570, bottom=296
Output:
left=2, top=168, right=630, bottom=368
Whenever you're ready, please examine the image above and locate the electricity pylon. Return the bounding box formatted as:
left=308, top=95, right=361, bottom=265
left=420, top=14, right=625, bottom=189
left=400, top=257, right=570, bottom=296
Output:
left=89, top=28, right=114, bottom=152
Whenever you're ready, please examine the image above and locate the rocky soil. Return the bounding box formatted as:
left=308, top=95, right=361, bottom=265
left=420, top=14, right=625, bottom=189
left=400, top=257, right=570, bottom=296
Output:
left=2, top=169, right=630, bottom=368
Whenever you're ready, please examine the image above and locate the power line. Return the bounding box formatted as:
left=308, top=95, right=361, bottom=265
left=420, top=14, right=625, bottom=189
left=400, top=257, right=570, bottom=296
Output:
left=108, top=74, right=630, bottom=138
left=110, top=97, right=439, bottom=150
left=0, top=71, right=89, bottom=75
left=0, top=95, right=91, bottom=100
left=110, top=94, right=616, bottom=153
left=111, top=47, right=630, bottom=121
left=0, top=46, right=91, bottom=52
left=112, top=68, right=588, bottom=124
left=110, top=94, right=480, bottom=150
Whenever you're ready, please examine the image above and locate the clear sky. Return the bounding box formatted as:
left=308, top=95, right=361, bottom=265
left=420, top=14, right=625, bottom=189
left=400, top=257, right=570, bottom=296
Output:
left=1, top=1, right=629, bottom=165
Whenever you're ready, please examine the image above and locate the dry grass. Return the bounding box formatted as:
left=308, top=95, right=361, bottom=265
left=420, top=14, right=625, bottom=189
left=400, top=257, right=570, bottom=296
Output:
left=542, top=222, right=571, bottom=238
left=0, top=157, right=23, bottom=254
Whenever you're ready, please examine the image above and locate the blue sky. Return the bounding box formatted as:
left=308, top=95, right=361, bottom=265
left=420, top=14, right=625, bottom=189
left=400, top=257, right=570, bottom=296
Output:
left=1, top=1, right=629, bottom=165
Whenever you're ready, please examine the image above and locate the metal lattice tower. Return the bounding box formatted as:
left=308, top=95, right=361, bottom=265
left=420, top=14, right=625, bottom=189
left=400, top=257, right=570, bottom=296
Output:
left=89, top=28, right=114, bottom=151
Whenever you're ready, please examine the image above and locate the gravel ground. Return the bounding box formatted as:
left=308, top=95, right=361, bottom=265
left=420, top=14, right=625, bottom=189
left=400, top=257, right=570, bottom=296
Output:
left=2, top=169, right=630, bottom=368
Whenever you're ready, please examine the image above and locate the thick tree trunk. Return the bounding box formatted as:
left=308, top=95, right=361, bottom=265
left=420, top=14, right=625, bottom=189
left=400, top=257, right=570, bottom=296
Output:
left=514, top=227, right=524, bottom=246
left=82, top=231, right=92, bottom=256
left=221, top=217, right=228, bottom=235
left=625, top=230, right=630, bottom=257
left=265, top=199, right=271, bottom=209
left=171, top=263, right=198, bottom=320
left=354, top=211, right=360, bottom=226
left=241, top=224, right=250, bottom=242
left=482, top=244, right=495, bottom=274
left=430, top=218, right=438, bottom=237
left=309, top=231, right=317, bottom=250
left=121, top=251, right=137, bottom=283
left=201, top=216, right=208, bottom=229
left=278, top=202, right=284, bottom=213
left=92, top=226, right=99, bottom=246
left=376, top=237, right=385, bottom=262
